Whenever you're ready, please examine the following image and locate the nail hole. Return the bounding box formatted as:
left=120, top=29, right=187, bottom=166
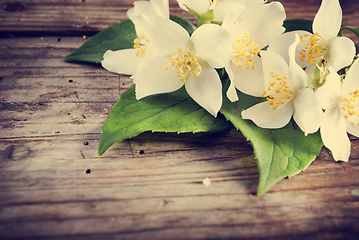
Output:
left=85, top=169, right=91, bottom=174
left=67, top=112, right=71, bottom=115
left=4, top=2, right=25, bottom=12
left=57, top=38, right=61, bottom=41
left=68, top=79, right=73, bottom=83
left=84, top=142, right=89, bottom=145
left=138, top=150, right=144, bottom=154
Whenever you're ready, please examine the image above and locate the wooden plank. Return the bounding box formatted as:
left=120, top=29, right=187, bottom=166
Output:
left=1, top=1, right=359, bottom=239
left=0, top=133, right=359, bottom=239
left=0, top=36, right=120, bottom=138
left=0, top=0, right=358, bottom=44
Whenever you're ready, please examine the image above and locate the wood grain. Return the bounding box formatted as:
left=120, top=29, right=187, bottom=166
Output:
left=1, top=0, right=359, bottom=239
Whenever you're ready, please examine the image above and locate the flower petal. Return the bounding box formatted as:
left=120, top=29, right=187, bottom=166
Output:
left=228, top=58, right=265, bottom=97
left=320, top=107, right=350, bottom=161
left=191, top=24, right=231, bottom=68
left=101, top=49, right=141, bottom=76
left=342, top=56, right=359, bottom=95
left=226, top=78, right=239, bottom=102
left=327, top=36, right=356, bottom=71
left=150, top=0, right=169, bottom=18
left=268, top=30, right=312, bottom=68
left=260, top=50, right=289, bottom=87
left=176, top=0, right=209, bottom=14
left=293, top=88, right=323, bottom=135
left=313, top=0, right=342, bottom=41
left=213, top=2, right=245, bottom=22
left=132, top=56, right=184, bottom=99
left=288, top=34, right=307, bottom=90
left=241, top=101, right=293, bottom=129
left=315, top=67, right=342, bottom=110
left=133, top=15, right=189, bottom=55
left=185, top=66, right=222, bottom=117
left=127, top=2, right=156, bottom=19
left=235, top=2, right=286, bottom=49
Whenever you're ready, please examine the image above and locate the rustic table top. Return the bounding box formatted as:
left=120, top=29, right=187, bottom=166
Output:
left=1, top=0, right=359, bottom=239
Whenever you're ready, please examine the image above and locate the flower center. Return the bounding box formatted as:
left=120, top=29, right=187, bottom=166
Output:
left=298, top=33, right=327, bottom=64
left=133, top=33, right=150, bottom=58
left=165, top=47, right=202, bottom=83
left=261, top=70, right=294, bottom=110
left=340, top=90, right=359, bottom=126
left=312, top=59, right=328, bottom=89
left=209, top=0, right=221, bottom=9
left=231, top=30, right=260, bottom=70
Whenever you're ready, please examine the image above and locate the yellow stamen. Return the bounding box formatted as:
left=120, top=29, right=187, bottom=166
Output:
left=165, top=47, right=202, bottom=83
left=208, top=0, right=220, bottom=9
left=263, top=70, right=294, bottom=110
left=231, top=30, right=260, bottom=70
left=298, top=33, right=327, bottom=65
left=133, top=34, right=150, bottom=58
left=340, top=90, right=359, bottom=125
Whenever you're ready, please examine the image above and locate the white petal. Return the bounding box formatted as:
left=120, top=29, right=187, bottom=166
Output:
left=191, top=24, right=231, bottom=68
left=222, top=10, right=241, bottom=32
left=293, top=88, right=323, bottom=135
left=268, top=30, right=312, bottom=68
left=304, top=64, right=316, bottom=78
left=177, top=0, right=209, bottom=14
left=136, top=45, right=158, bottom=73
left=327, top=36, right=356, bottom=71
left=235, top=2, right=286, bottom=49
left=313, top=0, right=342, bottom=41
left=260, top=50, right=289, bottom=87
left=342, top=57, right=359, bottom=95
left=228, top=58, right=265, bottom=97
left=213, top=2, right=245, bottom=22
left=226, top=78, right=239, bottom=102
left=315, top=67, right=342, bottom=110
left=288, top=34, right=307, bottom=90
left=127, top=2, right=155, bottom=19
left=320, top=108, right=350, bottom=161
left=241, top=101, right=293, bottom=129
left=150, top=0, right=169, bottom=18
left=132, top=56, right=184, bottom=99
left=101, top=49, right=141, bottom=76
left=185, top=66, right=222, bottom=117
left=133, top=15, right=189, bottom=55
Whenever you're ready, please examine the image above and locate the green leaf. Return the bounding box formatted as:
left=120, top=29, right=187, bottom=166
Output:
left=283, top=19, right=313, bottom=33
left=339, top=26, right=359, bottom=38
left=197, top=10, right=215, bottom=27
left=220, top=82, right=323, bottom=195
left=64, top=20, right=136, bottom=64
left=64, top=15, right=196, bottom=64
left=98, top=84, right=233, bottom=156
left=184, top=4, right=201, bottom=18
left=170, top=15, right=196, bottom=36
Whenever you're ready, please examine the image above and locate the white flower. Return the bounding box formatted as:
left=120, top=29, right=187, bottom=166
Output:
left=268, top=0, right=355, bottom=73
left=222, top=1, right=286, bottom=102
left=176, top=0, right=264, bottom=22
left=101, top=0, right=169, bottom=76
left=131, top=15, right=231, bottom=117
left=316, top=59, right=359, bottom=161
left=241, top=34, right=323, bottom=135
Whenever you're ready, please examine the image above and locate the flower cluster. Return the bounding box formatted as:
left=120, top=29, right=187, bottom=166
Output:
left=101, top=0, right=358, bottom=162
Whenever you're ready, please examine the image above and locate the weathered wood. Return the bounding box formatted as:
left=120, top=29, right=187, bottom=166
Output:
left=1, top=1, right=359, bottom=239
left=0, top=0, right=359, bottom=44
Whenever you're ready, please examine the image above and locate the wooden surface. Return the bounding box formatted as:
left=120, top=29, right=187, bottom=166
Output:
left=1, top=0, right=359, bottom=239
